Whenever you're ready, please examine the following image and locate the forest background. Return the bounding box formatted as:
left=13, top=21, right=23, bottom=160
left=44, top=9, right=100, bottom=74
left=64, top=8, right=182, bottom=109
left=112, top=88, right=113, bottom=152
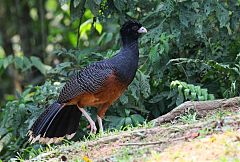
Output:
left=0, top=0, right=240, bottom=160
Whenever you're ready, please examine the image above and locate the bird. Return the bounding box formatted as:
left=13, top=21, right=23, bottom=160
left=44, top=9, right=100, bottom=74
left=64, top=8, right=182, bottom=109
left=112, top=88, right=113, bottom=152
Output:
left=28, top=20, right=147, bottom=144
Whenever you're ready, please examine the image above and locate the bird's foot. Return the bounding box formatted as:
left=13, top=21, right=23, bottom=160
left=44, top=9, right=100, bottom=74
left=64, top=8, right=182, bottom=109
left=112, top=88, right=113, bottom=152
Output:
left=89, top=121, right=97, bottom=134
left=97, top=115, right=104, bottom=134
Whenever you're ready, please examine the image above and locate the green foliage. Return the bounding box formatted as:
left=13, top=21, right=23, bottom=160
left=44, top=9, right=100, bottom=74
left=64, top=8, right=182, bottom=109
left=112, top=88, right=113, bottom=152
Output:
left=0, top=81, right=63, bottom=160
left=54, top=0, right=240, bottom=132
left=179, top=109, right=198, bottom=124
left=0, top=55, right=52, bottom=75
left=105, top=109, right=145, bottom=129
left=0, top=0, right=240, bottom=160
left=170, top=80, right=215, bottom=105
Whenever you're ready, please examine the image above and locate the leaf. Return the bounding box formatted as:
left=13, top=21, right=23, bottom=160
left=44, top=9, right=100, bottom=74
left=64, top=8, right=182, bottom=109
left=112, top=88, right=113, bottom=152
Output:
left=3, top=55, right=13, bottom=69
left=97, top=32, right=106, bottom=45
left=191, top=92, right=197, bottom=100
left=198, top=96, right=205, bottom=101
left=179, top=10, right=190, bottom=27
left=131, top=114, right=144, bottom=125
left=105, top=33, right=113, bottom=43
left=195, top=86, right=201, bottom=96
left=178, top=85, right=183, bottom=93
left=119, top=94, right=128, bottom=105
left=23, top=56, right=32, bottom=70
left=95, top=22, right=103, bottom=34
left=116, top=118, right=125, bottom=129
left=14, top=57, right=24, bottom=69
left=129, top=80, right=139, bottom=101
left=208, top=94, right=215, bottom=100
left=138, top=71, right=151, bottom=98
left=30, top=56, right=52, bottom=75
left=184, top=89, right=190, bottom=99
left=68, top=32, right=78, bottom=47
left=216, top=3, right=229, bottom=27
left=149, top=43, right=159, bottom=64
left=204, top=0, right=212, bottom=16
left=201, top=89, right=208, bottom=100
left=0, top=133, right=12, bottom=152
left=124, top=117, right=132, bottom=125
left=58, top=0, right=68, bottom=6
left=59, top=0, right=69, bottom=6
left=124, top=109, right=130, bottom=116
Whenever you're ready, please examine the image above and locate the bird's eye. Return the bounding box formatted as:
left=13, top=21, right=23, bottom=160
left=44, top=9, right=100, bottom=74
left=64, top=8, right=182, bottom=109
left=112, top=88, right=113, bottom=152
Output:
left=132, top=26, right=138, bottom=31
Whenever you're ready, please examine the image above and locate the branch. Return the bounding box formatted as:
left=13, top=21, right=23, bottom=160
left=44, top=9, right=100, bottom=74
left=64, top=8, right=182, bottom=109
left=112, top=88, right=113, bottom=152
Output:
left=152, top=97, right=240, bottom=126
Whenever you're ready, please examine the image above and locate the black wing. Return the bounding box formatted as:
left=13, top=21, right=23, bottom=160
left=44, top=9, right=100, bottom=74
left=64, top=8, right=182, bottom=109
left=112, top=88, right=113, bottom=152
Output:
left=57, top=63, right=114, bottom=103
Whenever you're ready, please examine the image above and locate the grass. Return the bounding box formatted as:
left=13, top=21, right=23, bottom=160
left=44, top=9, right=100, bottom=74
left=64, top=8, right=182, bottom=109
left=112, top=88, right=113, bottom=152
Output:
left=178, top=111, right=198, bottom=124
left=14, top=109, right=240, bottom=162
left=13, top=122, right=153, bottom=161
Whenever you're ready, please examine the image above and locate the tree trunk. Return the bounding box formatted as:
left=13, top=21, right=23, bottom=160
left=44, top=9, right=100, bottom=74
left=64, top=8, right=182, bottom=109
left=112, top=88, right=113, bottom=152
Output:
left=15, top=0, right=33, bottom=56
left=0, top=0, right=14, bottom=55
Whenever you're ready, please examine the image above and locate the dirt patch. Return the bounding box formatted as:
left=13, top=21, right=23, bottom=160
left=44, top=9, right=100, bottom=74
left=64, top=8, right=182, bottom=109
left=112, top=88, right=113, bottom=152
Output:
left=147, top=130, right=240, bottom=162
left=29, top=109, right=240, bottom=162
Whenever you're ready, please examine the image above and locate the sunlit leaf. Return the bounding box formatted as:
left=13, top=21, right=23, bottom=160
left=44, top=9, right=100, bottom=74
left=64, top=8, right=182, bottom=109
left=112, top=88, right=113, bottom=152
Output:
left=95, top=23, right=103, bottom=34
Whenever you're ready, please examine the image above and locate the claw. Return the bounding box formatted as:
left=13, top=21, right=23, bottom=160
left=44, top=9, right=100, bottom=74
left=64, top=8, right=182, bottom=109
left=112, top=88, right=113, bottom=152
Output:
left=89, top=121, right=97, bottom=134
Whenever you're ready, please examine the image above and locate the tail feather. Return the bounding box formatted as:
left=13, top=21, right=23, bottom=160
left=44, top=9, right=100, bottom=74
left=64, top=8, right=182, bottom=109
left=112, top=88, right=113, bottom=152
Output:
left=44, top=107, right=67, bottom=138
left=28, top=102, right=82, bottom=144
left=66, top=106, right=82, bottom=135
left=31, top=102, right=61, bottom=136
left=47, top=106, right=82, bottom=139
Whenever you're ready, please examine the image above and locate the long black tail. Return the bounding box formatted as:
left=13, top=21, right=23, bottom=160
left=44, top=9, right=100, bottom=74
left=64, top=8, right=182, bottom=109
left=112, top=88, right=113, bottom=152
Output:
left=28, top=102, right=82, bottom=144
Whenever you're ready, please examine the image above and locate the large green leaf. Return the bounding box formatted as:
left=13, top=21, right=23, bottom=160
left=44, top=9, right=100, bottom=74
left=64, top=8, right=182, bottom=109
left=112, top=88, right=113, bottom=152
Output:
left=131, top=114, right=144, bottom=125
left=30, top=56, right=52, bottom=75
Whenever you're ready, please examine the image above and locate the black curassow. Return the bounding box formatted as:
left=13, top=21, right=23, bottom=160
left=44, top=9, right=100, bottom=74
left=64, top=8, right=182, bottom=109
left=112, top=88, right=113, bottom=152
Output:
left=28, top=20, right=147, bottom=144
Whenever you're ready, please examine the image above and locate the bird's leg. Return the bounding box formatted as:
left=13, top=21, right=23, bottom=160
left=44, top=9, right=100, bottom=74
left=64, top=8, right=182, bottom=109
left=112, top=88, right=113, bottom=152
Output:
left=97, top=115, right=103, bottom=133
left=77, top=105, right=97, bottom=134
left=97, top=103, right=109, bottom=133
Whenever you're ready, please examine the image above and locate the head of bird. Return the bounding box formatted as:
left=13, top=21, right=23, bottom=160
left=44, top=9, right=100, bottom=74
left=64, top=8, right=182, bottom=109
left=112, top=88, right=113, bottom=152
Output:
left=120, top=20, right=147, bottom=40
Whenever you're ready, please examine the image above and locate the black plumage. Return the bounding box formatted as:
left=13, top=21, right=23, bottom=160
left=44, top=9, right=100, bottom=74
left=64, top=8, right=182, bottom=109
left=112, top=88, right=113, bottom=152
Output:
left=28, top=20, right=147, bottom=144
left=57, top=63, right=114, bottom=103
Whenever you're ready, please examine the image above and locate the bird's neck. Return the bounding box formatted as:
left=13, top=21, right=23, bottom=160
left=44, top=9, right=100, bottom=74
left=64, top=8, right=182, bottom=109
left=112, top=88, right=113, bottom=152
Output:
left=111, top=37, right=139, bottom=84
left=121, top=36, right=138, bottom=48
left=121, top=36, right=139, bottom=59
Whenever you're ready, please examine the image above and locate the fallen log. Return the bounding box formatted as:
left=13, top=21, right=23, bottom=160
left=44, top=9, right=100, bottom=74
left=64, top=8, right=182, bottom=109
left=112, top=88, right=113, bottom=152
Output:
left=152, top=97, right=240, bottom=126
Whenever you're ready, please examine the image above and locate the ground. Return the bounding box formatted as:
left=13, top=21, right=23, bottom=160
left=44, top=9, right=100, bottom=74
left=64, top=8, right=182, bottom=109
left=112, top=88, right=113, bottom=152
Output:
left=25, top=107, right=240, bottom=162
